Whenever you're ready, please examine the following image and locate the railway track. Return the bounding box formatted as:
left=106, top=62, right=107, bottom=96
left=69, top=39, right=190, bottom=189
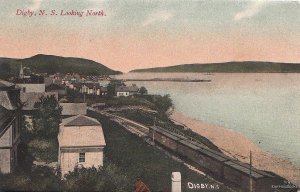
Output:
left=88, top=107, right=149, bottom=137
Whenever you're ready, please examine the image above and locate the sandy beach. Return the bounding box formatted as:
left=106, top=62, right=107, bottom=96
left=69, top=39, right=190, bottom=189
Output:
left=170, top=111, right=300, bottom=186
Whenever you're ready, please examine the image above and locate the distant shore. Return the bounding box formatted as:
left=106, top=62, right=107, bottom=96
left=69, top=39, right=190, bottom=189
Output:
left=123, top=78, right=211, bottom=82
left=169, top=110, right=300, bottom=186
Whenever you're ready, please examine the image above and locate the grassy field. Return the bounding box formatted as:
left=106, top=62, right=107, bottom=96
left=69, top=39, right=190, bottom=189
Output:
left=88, top=111, right=237, bottom=192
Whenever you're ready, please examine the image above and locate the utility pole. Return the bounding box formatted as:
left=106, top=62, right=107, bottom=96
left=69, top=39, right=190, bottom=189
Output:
left=83, top=80, right=86, bottom=103
left=249, top=150, right=253, bottom=192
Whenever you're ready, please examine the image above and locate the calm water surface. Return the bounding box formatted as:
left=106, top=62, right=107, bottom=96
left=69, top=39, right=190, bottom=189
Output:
left=114, top=73, right=300, bottom=168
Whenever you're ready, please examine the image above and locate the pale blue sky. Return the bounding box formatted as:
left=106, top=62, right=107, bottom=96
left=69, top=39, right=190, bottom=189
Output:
left=1, top=0, right=300, bottom=71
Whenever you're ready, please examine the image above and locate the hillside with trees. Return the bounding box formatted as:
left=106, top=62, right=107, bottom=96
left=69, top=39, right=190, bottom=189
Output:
left=131, top=61, right=300, bottom=73
left=0, top=54, right=121, bottom=78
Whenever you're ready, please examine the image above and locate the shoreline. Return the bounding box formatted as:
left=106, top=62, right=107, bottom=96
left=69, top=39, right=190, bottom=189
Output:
left=169, top=110, right=300, bottom=186
left=123, top=78, right=211, bottom=82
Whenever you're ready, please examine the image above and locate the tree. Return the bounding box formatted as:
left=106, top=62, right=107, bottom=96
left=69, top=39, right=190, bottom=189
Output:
left=148, top=94, right=172, bottom=112
left=0, top=63, right=11, bottom=79
left=32, top=95, right=62, bottom=139
left=139, top=86, right=148, bottom=96
left=0, top=166, right=61, bottom=191
left=63, top=163, right=131, bottom=192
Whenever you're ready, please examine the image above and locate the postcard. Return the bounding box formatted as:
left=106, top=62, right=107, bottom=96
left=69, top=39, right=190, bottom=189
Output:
left=0, top=0, right=300, bottom=191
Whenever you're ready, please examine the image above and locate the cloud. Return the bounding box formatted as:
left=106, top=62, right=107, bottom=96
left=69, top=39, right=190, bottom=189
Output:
left=29, top=0, right=42, bottom=11
left=234, top=0, right=268, bottom=21
left=142, top=10, right=174, bottom=26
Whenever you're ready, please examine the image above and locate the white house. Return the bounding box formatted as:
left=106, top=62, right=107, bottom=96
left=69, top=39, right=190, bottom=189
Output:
left=72, top=82, right=107, bottom=96
left=58, top=115, right=106, bottom=176
left=116, top=85, right=139, bottom=97
left=81, top=83, right=102, bottom=95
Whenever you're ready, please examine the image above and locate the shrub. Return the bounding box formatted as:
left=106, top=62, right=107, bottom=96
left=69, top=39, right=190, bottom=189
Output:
left=63, top=163, right=131, bottom=192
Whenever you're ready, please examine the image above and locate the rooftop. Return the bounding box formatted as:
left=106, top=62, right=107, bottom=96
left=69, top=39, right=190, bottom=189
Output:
left=61, top=114, right=101, bottom=127
left=59, top=115, right=106, bottom=147
left=0, top=80, right=19, bottom=110
left=0, top=80, right=15, bottom=88
left=20, top=92, right=58, bottom=110
left=116, top=85, right=139, bottom=92
left=0, top=105, right=14, bottom=135
left=60, top=103, right=87, bottom=116
left=83, top=83, right=102, bottom=89
left=0, top=91, right=15, bottom=110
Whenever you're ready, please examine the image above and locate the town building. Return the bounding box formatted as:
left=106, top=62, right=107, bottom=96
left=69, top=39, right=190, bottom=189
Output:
left=100, top=87, right=108, bottom=96
left=17, top=83, right=46, bottom=93
left=58, top=115, right=106, bottom=176
left=0, top=80, right=22, bottom=173
left=20, top=92, right=58, bottom=113
left=69, top=82, right=81, bottom=90
left=44, top=77, right=63, bottom=86
left=62, top=74, right=81, bottom=87
left=81, top=83, right=102, bottom=95
left=71, top=82, right=107, bottom=96
left=116, top=85, right=139, bottom=97
left=16, top=65, right=44, bottom=92
left=46, top=84, right=67, bottom=97
left=60, top=103, right=87, bottom=117
left=19, top=64, right=30, bottom=79
left=19, top=64, right=24, bottom=79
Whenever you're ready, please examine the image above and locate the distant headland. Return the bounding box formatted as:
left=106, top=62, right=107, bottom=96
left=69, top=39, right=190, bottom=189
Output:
left=130, top=61, right=300, bottom=73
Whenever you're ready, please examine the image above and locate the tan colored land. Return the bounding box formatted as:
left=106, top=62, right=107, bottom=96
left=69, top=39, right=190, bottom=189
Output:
left=170, top=111, right=300, bottom=186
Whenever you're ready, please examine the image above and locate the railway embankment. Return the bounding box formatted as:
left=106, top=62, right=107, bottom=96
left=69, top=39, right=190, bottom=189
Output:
left=89, top=105, right=297, bottom=192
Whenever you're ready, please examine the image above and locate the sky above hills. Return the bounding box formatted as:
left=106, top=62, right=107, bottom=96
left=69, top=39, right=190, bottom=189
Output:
left=1, top=0, right=300, bottom=72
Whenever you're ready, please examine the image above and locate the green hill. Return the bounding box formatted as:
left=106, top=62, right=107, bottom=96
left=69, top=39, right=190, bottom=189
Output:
left=0, top=54, right=121, bottom=78
left=130, top=61, right=300, bottom=73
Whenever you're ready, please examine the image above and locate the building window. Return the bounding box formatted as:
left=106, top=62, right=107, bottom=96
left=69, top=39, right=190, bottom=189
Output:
left=79, top=153, right=85, bottom=163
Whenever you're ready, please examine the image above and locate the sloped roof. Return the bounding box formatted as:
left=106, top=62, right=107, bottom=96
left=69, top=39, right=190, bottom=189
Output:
left=73, top=82, right=82, bottom=88
left=83, top=83, right=102, bottom=89
left=0, top=91, right=14, bottom=110
left=20, top=92, right=58, bottom=111
left=60, top=103, right=87, bottom=116
left=46, top=83, right=65, bottom=90
left=116, top=85, right=139, bottom=92
left=0, top=105, right=14, bottom=135
left=59, top=115, right=105, bottom=147
left=0, top=80, right=15, bottom=89
left=61, top=114, right=101, bottom=127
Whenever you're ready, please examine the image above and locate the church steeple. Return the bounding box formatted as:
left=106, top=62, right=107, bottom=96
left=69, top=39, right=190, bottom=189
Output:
left=19, top=64, right=24, bottom=79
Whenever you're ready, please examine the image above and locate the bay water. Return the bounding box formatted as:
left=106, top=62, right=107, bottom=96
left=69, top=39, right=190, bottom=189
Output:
left=114, top=73, right=300, bottom=168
